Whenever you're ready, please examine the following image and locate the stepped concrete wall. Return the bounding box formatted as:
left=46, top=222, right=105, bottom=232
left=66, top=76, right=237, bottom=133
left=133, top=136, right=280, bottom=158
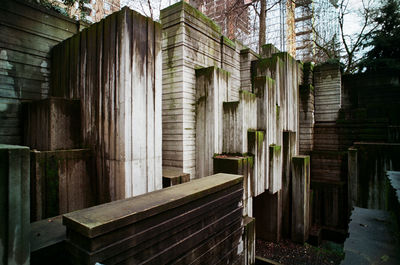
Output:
left=51, top=7, right=162, bottom=202
left=0, top=0, right=82, bottom=145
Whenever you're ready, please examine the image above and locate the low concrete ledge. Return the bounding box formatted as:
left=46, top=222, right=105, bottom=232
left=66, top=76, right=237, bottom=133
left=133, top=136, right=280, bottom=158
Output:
left=63, top=173, right=243, bottom=238
left=162, top=166, right=190, bottom=188
left=63, top=174, right=246, bottom=264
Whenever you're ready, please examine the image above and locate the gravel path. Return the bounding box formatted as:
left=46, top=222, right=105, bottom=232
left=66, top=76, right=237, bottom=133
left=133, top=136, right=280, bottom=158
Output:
left=256, top=239, right=344, bottom=265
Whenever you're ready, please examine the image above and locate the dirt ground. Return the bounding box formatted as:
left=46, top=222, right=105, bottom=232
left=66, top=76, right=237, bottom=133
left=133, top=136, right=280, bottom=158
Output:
left=256, top=239, right=345, bottom=265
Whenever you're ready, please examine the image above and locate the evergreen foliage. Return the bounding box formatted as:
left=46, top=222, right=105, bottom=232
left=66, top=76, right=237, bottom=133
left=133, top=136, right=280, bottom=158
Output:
left=360, top=0, right=400, bottom=72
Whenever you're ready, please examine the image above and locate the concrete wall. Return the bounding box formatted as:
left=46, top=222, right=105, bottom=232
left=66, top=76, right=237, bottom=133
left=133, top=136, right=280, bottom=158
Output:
left=161, top=1, right=245, bottom=177
left=0, top=0, right=81, bottom=145
left=63, top=174, right=253, bottom=265
left=51, top=7, right=162, bottom=202
left=0, top=145, right=30, bottom=265
left=314, top=63, right=341, bottom=122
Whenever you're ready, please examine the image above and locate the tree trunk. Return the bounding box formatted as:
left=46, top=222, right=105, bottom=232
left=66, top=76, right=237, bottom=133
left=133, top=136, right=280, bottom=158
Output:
left=259, top=0, right=266, bottom=53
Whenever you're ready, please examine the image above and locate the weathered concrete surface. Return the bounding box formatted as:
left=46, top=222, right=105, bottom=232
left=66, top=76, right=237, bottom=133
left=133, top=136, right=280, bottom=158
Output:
left=30, top=216, right=68, bottom=265
left=282, top=131, right=296, bottom=238
left=195, top=66, right=229, bottom=179
left=348, top=148, right=358, bottom=209
left=248, top=130, right=267, bottom=196
left=353, top=142, right=400, bottom=210
left=23, top=97, right=81, bottom=151
left=243, top=216, right=256, bottom=265
left=222, top=91, right=257, bottom=155
left=63, top=173, right=245, bottom=264
left=341, top=207, right=400, bottom=265
left=0, top=144, right=30, bottom=265
left=387, top=171, right=400, bottom=206
left=161, top=1, right=247, bottom=177
left=314, top=63, right=341, bottom=122
left=214, top=155, right=253, bottom=217
left=299, top=65, right=314, bottom=155
left=0, top=0, right=81, bottom=145
left=162, top=166, right=190, bottom=188
left=291, top=155, right=310, bottom=243
left=253, top=191, right=282, bottom=243
left=51, top=7, right=162, bottom=201
left=30, top=149, right=95, bottom=221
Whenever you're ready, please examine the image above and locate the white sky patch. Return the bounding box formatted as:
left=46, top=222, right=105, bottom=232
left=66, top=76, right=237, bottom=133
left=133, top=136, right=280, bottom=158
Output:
left=120, top=0, right=180, bottom=20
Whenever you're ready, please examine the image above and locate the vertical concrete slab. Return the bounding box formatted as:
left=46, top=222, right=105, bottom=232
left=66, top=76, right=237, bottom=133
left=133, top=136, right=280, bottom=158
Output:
left=213, top=155, right=253, bottom=217
left=248, top=130, right=266, bottom=196
left=253, top=190, right=282, bottom=243
left=30, top=149, right=95, bottom=221
left=348, top=148, right=358, bottom=209
left=314, top=63, right=341, bottom=122
left=282, top=131, right=296, bottom=238
left=291, top=155, right=310, bottom=243
left=222, top=91, right=257, bottom=155
left=22, top=98, right=81, bottom=151
left=269, top=144, right=282, bottom=194
left=195, top=67, right=229, bottom=179
left=243, top=216, right=256, bottom=265
left=0, top=145, right=30, bottom=265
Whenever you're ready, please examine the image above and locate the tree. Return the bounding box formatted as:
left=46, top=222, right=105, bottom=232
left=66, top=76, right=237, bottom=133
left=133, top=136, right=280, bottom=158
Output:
left=359, top=0, right=400, bottom=72
left=338, top=0, right=379, bottom=73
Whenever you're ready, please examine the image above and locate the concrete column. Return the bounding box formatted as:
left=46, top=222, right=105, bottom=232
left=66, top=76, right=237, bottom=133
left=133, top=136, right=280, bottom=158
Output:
left=291, top=155, right=310, bottom=243
left=248, top=130, right=266, bottom=196
left=282, top=131, right=296, bottom=238
left=243, top=216, right=255, bottom=265
left=0, top=145, right=30, bottom=265
left=22, top=98, right=81, bottom=151
left=213, top=155, right=253, bottom=217
left=253, top=190, right=282, bottom=242
left=348, top=148, right=358, bottom=209
left=269, top=144, right=282, bottom=193
left=195, top=67, right=229, bottom=179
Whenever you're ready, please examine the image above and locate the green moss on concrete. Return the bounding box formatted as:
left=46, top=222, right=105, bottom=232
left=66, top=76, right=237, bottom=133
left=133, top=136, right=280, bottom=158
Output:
left=222, top=36, right=236, bottom=49
left=180, top=1, right=221, bottom=33
left=240, top=90, right=256, bottom=100
left=195, top=66, right=215, bottom=77
left=248, top=155, right=254, bottom=168
left=276, top=104, right=280, bottom=120
left=257, top=131, right=265, bottom=149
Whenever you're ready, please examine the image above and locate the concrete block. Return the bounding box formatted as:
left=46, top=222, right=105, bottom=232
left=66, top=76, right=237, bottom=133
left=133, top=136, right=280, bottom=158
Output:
left=291, top=155, right=310, bottom=243
left=214, top=155, right=253, bottom=216
left=243, top=216, right=256, bottom=265
left=0, top=144, right=30, bottom=265
left=23, top=97, right=81, bottom=151
left=30, top=149, right=95, bottom=221
left=195, top=66, right=230, bottom=179
left=253, top=190, right=282, bottom=242
left=269, top=144, right=282, bottom=193
left=348, top=148, right=358, bottom=209
left=162, top=167, right=190, bottom=188
left=248, top=130, right=266, bottom=196
left=282, top=131, right=296, bottom=238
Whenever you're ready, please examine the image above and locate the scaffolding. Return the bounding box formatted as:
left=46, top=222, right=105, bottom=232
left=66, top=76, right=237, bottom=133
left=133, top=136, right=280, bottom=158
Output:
left=265, top=0, right=339, bottom=62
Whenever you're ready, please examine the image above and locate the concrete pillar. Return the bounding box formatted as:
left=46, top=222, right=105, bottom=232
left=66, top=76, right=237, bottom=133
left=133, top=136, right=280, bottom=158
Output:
left=22, top=97, right=81, bottom=151
left=222, top=91, right=257, bottom=155
left=348, top=148, right=358, bottom=209
left=248, top=130, right=266, bottom=196
left=243, top=216, right=255, bottom=265
left=291, top=155, right=310, bottom=243
left=195, top=67, right=229, bottom=179
left=0, top=145, right=30, bottom=265
left=253, top=190, right=282, bottom=242
left=269, top=144, right=282, bottom=193
left=282, top=131, right=296, bottom=238
left=214, top=155, right=253, bottom=217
